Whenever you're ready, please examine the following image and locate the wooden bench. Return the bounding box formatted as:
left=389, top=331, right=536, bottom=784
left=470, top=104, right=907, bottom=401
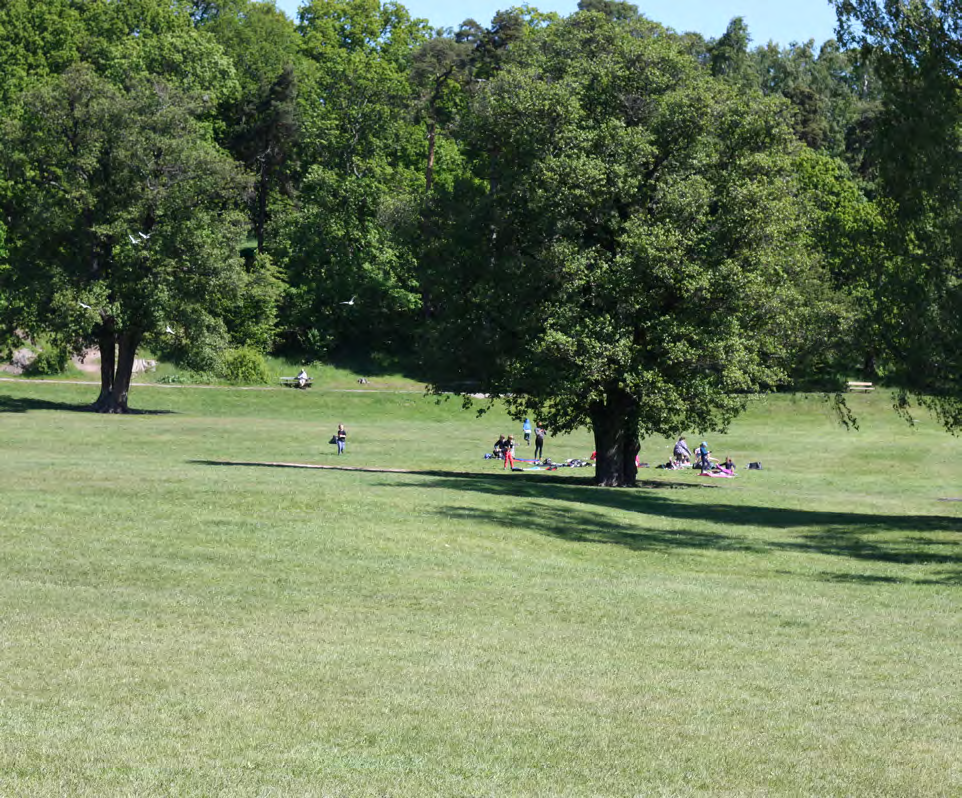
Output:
left=847, top=381, right=874, bottom=392
left=280, top=376, right=313, bottom=389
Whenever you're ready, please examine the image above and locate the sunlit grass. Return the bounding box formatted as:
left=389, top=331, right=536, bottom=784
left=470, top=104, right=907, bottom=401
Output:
left=0, top=381, right=959, bottom=796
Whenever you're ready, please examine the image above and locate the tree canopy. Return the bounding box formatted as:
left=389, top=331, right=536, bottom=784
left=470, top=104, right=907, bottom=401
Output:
left=421, top=12, right=830, bottom=485
left=0, top=0, right=958, bottom=457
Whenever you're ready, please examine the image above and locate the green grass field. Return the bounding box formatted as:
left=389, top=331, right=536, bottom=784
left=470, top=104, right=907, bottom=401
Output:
left=1, top=378, right=960, bottom=796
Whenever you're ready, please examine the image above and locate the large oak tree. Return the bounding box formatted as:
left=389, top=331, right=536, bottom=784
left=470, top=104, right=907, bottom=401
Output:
left=2, top=65, right=253, bottom=411
left=424, top=11, right=829, bottom=486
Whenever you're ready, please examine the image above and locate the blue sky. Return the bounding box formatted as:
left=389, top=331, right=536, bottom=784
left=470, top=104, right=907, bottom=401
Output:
left=274, top=0, right=840, bottom=47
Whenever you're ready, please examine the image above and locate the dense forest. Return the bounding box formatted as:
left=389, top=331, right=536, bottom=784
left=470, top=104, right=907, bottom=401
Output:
left=1, top=0, right=960, bottom=483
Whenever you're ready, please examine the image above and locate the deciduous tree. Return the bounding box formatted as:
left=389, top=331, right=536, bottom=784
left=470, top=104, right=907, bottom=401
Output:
left=424, top=12, right=827, bottom=485
left=834, top=0, right=962, bottom=429
left=1, top=65, right=254, bottom=411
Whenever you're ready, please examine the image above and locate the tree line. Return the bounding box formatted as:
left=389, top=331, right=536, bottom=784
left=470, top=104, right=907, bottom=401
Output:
left=0, top=0, right=958, bottom=484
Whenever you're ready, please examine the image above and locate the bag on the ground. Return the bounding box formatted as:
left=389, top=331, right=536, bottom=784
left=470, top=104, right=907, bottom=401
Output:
left=329, top=436, right=338, bottom=445
left=748, top=461, right=762, bottom=470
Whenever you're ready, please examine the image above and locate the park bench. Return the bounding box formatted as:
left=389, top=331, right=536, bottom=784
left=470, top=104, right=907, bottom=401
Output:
left=847, top=381, right=874, bottom=392
left=280, top=376, right=313, bottom=389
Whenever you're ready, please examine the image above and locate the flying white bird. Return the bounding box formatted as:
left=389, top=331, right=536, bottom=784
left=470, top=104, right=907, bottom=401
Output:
left=138, top=231, right=150, bottom=240
left=128, top=233, right=141, bottom=245
left=164, top=325, right=175, bottom=335
left=78, top=302, right=92, bottom=310
left=340, top=296, right=356, bottom=305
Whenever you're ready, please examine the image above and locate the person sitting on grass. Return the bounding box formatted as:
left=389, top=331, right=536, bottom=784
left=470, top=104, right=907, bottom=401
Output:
left=493, top=434, right=507, bottom=459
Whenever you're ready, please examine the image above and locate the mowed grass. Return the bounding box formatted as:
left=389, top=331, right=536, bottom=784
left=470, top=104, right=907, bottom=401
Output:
left=0, top=380, right=960, bottom=797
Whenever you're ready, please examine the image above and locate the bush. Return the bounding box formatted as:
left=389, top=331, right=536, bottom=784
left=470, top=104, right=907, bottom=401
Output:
left=25, top=347, right=69, bottom=376
left=156, top=371, right=216, bottom=385
left=217, top=348, right=271, bottom=385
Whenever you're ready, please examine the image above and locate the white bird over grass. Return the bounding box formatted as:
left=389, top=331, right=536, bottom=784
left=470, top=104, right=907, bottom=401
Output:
left=339, top=296, right=356, bottom=305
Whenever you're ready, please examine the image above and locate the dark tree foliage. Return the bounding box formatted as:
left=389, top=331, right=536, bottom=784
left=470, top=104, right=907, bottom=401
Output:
left=834, top=0, right=962, bottom=430
left=423, top=12, right=827, bottom=486
left=1, top=66, right=254, bottom=412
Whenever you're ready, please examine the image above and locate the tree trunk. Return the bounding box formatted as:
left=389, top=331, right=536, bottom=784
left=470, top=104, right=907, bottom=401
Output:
left=590, top=389, right=641, bottom=487
left=93, top=328, right=116, bottom=412
left=256, top=160, right=268, bottom=254
left=93, top=329, right=142, bottom=413
left=425, top=120, right=436, bottom=193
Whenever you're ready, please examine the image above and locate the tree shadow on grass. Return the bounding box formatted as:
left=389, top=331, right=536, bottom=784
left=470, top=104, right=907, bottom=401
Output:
left=0, top=394, right=175, bottom=415
left=818, top=569, right=962, bottom=586
left=441, top=501, right=763, bottom=555
left=382, top=473, right=962, bottom=571
left=193, top=460, right=961, bottom=576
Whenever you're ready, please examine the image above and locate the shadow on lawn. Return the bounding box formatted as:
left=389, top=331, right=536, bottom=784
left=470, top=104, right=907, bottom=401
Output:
left=0, top=394, right=92, bottom=413
left=819, top=569, right=962, bottom=586
left=385, top=473, right=962, bottom=574
left=193, top=460, right=961, bottom=580
left=0, top=394, right=175, bottom=414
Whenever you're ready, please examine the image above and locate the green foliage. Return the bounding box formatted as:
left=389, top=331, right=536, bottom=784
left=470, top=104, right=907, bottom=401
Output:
left=833, top=0, right=962, bottom=430
left=1, top=62, right=255, bottom=410
left=425, top=12, right=829, bottom=484
left=791, top=148, right=889, bottom=385
left=276, top=0, right=430, bottom=356
left=224, top=252, right=285, bottom=352
left=216, top=346, right=271, bottom=383
left=577, top=0, right=641, bottom=21
left=709, top=16, right=755, bottom=89
left=23, top=346, right=69, bottom=376
left=0, top=0, right=85, bottom=108
left=155, top=369, right=217, bottom=385
left=0, top=0, right=957, bottom=437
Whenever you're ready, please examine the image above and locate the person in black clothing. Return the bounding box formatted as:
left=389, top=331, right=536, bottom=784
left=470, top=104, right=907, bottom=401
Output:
left=534, top=423, right=546, bottom=460
left=493, top=434, right=507, bottom=459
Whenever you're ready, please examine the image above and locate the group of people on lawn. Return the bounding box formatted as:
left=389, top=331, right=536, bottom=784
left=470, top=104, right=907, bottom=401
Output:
left=492, top=426, right=734, bottom=474
left=493, top=420, right=546, bottom=469
left=672, top=436, right=735, bottom=473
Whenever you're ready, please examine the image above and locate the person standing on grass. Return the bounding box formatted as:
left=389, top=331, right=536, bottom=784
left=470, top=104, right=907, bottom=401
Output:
left=696, top=441, right=717, bottom=472
left=523, top=418, right=532, bottom=445
left=336, top=423, right=347, bottom=455
left=534, top=422, right=546, bottom=460
left=503, top=435, right=516, bottom=470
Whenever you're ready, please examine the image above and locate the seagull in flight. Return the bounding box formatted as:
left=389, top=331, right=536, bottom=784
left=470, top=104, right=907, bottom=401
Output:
left=164, top=325, right=175, bottom=335
left=78, top=301, right=92, bottom=310
left=340, top=296, right=356, bottom=305
left=128, top=233, right=141, bottom=245
left=138, top=231, right=150, bottom=240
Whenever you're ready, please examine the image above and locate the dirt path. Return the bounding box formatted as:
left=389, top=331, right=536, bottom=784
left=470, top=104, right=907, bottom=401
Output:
left=0, top=376, right=425, bottom=393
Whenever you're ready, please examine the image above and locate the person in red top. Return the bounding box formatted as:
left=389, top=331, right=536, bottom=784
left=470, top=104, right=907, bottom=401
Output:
left=503, top=435, right=516, bottom=470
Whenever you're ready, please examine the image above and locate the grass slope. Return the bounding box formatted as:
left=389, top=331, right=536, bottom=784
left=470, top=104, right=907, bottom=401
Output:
left=0, top=381, right=960, bottom=796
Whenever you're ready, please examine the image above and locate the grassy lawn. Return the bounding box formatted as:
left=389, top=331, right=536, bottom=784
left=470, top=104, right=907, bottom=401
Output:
left=0, top=380, right=960, bottom=796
